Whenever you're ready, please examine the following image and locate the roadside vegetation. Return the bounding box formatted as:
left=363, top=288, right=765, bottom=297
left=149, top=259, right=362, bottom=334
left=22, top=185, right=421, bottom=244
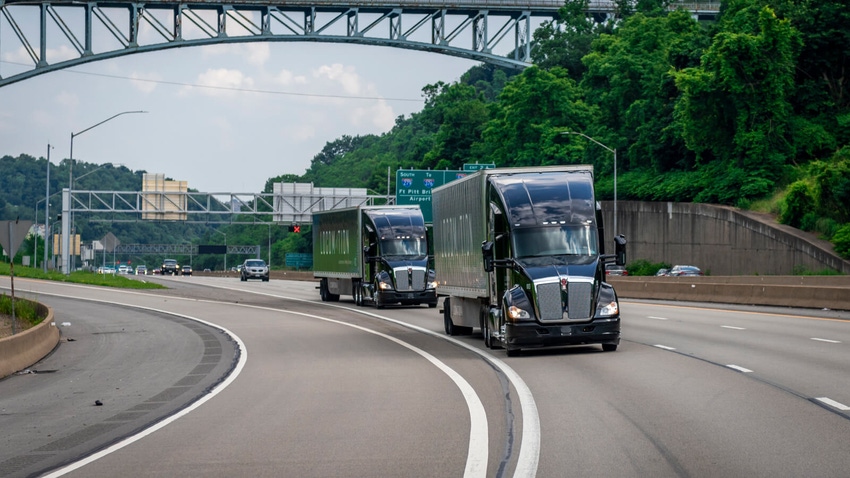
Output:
left=0, top=263, right=165, bottom=290
left=2, top=0, right=848, bottom=266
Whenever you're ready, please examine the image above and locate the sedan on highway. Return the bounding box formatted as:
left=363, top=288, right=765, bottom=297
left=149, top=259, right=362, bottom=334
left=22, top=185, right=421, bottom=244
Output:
left=668, top=265, right=704, bottom=276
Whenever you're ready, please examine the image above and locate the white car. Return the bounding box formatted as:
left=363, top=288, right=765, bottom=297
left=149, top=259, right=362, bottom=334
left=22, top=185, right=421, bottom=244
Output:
left=135, top=265, right=148, bottom=275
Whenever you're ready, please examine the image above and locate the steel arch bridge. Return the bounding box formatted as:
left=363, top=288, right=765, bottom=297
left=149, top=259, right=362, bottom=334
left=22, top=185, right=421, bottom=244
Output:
left=0, top=0, right=719, bottom=87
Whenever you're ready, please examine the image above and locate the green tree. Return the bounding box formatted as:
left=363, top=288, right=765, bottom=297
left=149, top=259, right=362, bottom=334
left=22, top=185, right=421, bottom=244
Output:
left=674, top=3, right=802, bottom=203
left=474, top=67, right=597, bottom=168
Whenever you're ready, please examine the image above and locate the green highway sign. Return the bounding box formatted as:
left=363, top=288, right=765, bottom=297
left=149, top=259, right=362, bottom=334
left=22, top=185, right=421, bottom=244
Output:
left=463, top=163, right=495, bottom=171
left=396, top=169, right=467, bottom=222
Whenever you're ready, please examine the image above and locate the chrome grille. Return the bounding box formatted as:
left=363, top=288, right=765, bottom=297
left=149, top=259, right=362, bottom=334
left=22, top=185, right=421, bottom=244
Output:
left=394, top=267, right=426, bottom=291
left=568, top=282, right=593, bottom=320
left=536, top=282, right=563, bottom=321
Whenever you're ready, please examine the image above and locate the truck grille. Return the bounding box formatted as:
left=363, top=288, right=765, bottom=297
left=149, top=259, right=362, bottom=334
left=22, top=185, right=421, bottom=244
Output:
left=536, top=281, right=593, bottom=321
left=394, top=267, right=426, bottom=291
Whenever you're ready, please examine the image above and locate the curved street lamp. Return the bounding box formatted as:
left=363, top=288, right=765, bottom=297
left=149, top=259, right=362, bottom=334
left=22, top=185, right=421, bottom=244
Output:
left=561, top=131, right=617, bottom=236
left=63, top=110, right=147, bottom=274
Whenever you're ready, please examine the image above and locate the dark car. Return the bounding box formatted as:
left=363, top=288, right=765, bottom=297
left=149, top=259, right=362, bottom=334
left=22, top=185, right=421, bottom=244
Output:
left=181, top=265, right=193, bottom=276
left=605, top=264, right=628, bottom=276
left=161, top=259, right=180, bottom=275
left=241, top=259, right=269, bottom=282
left=668, top=265, right=704, bottom=277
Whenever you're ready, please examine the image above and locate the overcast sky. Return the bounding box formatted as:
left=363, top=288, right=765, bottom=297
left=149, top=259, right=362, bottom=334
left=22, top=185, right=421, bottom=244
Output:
left=1, top=41, right=480, bottom=193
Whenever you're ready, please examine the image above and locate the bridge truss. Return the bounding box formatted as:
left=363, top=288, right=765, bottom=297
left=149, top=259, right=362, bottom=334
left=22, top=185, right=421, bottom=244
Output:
left=1, top=0, right=720, bottom=87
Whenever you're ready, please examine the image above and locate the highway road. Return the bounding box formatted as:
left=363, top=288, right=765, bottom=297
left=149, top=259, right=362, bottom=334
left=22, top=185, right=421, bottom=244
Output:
left=1, top=275, right=849, bottom=477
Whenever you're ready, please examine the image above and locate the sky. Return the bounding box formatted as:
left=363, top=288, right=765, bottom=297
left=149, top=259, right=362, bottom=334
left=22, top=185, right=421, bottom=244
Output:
left=1, top=38, right=481, bottom=194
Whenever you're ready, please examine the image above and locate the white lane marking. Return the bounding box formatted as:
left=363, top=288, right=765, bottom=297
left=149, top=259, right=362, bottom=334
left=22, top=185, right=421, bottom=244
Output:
left=18, top=279, right=532, bottom=478
left=726, top=365, right=753, bottom=373
left=288, top=309, right=490, bottom=477
left=206, top=285, right=537, bottom=478
left=811, top=338, right=841, bottom=344
left=40, top=298, right=247, bottom=478
left=647, top=316, right=668, bottom=320
left=721, top=325, right=746, bottom=330
left=816, top=397, right=850, bottom=411
left=654, top=345, right=676, bottom=351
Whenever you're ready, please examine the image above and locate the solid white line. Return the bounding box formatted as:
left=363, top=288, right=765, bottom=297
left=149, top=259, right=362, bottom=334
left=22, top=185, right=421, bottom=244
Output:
left=647, top=316, right=668, bottom=320
left=726, top=364, right=753, bottom=373
left=654, top=344, right=676, bottom=351
left=40, top=300, right=248, bottom=477
left=210, top=286, right=536, bottom=478
left=721, top=325, right=746, bottom=330
left=811, top=338, right=841, bottom=344
left=816, top=397, right=850, bottom=411
left=18, top=279, right=531, bottom=477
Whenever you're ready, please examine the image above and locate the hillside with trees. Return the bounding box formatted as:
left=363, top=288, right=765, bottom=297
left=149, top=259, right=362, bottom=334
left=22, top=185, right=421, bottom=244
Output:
left=4, top=0, right=849, bottom=266
left=269, top=0, right=850, bottom=259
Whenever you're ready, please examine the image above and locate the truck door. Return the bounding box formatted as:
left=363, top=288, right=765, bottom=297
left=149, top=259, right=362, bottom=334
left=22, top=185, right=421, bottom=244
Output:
left=488, top=201, right=509, bottom=307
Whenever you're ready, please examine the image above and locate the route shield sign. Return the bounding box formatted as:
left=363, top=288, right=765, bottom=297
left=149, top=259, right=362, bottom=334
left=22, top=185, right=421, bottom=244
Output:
left=396, top=169, right=467, bottom=222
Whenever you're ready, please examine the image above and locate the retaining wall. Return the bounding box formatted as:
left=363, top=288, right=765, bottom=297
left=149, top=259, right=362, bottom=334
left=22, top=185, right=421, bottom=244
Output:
left=602, top=201, right=850, bottom=276
left=0, top=303, right=58, bottom=379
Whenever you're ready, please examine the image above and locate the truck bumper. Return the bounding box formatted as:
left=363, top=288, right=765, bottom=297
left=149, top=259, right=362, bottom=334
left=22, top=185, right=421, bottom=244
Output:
left=377, top=290, right=438, bottom=307
left=505, top=317, right=620, bottom=349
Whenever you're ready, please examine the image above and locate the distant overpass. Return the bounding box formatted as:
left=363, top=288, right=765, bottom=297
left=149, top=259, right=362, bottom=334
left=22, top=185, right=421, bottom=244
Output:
left=1, top=0, right=720, bottom=87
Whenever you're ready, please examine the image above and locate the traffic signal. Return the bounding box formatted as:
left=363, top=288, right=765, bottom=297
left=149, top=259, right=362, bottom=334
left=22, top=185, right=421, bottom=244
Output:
left=288, top=224, right=301, bottom=233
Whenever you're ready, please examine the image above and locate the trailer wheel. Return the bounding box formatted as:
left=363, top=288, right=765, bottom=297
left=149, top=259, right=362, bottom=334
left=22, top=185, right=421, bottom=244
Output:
left=443, top=298, right=456, bottom=335
left=353, top=281, right=363, bottom=306
left=319, top=279, right=330, bottom=302
left=482, top=318, right=493, bottom=348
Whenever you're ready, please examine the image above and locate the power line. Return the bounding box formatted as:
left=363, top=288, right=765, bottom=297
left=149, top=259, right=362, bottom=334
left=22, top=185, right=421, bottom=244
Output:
left=1, top=60, right=426, bottom=103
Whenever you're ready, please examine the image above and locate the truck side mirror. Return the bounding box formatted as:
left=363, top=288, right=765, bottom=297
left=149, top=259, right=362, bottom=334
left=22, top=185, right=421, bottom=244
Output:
left=614, top=234, right=627, bottom=266
left=482, top=241, right=494, bottom=273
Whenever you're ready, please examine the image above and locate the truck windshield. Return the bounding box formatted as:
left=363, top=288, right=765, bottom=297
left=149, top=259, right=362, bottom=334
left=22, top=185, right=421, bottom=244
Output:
left=380, top=235, right=427, bottom=257
left=512, top=225, right=598, bottom=258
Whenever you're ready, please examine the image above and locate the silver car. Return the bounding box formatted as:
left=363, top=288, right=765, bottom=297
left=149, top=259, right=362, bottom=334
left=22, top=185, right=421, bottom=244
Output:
left=240, top=259, right=269, bottom=282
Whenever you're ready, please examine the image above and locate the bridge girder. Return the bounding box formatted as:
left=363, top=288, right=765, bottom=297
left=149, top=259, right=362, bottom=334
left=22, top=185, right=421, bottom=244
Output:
left=0, top=1, right=720, bottom=87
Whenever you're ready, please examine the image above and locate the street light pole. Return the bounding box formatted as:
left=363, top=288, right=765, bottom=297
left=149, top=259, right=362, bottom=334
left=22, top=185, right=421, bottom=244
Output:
left=561, top=131, right=617, bottom=236
left=63, top=110, right=147, bottom=274
left=44, top=143, right=54, bottom=272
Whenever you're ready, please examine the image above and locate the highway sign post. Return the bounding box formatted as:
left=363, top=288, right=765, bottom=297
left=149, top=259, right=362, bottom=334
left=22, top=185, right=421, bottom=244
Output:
left=396, top=169, right=468, bottom=222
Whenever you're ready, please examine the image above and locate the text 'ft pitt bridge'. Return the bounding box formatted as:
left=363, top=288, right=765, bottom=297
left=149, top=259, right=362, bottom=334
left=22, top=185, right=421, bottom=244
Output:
left=1, top=0, right=719, bottom=87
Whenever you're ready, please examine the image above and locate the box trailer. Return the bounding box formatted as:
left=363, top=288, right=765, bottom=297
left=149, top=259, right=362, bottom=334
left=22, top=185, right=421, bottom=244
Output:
left=313, top=205, right=438, bottom=308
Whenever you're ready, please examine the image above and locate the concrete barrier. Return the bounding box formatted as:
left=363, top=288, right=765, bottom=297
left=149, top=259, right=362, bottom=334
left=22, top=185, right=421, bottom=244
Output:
left=0, top=302, right=59, bottom=379
left=608, top=276, right=850, bottom=311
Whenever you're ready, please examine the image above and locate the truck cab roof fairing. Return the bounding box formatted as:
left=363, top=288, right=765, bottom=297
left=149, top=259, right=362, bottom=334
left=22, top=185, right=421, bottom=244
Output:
left=490, top=171, right=596, bottom=226
left=364, top=208, right=428, bottom=257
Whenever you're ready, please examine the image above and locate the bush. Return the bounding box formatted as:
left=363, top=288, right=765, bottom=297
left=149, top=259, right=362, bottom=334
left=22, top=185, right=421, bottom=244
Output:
left=780, top=181, right=815, bottom=228
left=627, top=259, right=671, bottom=276
left=833, top=223, right=850, bottom=259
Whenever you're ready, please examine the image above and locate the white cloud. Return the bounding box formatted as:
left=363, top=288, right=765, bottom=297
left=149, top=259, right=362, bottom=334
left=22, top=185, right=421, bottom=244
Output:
left=273, top=69, right=307, bottom=86
left=129, top=71, right=162, bottom=93
left=244, top=43, right=270, bottom=67
left=182, top=68, right=254, bottom=96
left=314, top=63, right=362, bottom=95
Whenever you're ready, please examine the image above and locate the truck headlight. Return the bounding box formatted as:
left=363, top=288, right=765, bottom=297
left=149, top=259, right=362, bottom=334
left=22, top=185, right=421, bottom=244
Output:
left=427, top=280, right=438, bottom=289
left=597, top=300, right=619, bottom=317
left=507, top=305, right=532, bottom=320
left=378, top=279, right=393, bottom=290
